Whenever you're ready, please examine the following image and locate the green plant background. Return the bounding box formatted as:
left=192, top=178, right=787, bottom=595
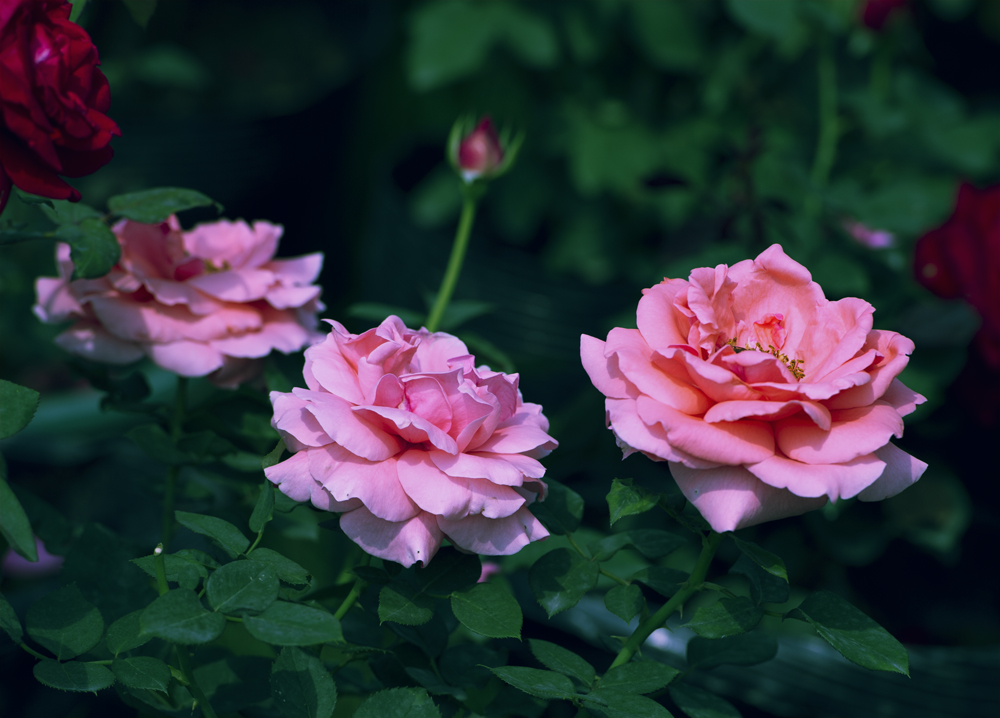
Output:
left=1, top=1, right=997, bottom=716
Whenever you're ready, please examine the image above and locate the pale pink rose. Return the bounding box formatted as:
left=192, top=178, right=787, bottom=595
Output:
left=2, top=537, right=64, bottom=579
left=265, top=316, right=557, bottom=567
left=34, top=216, right=324, bottom=388
left=581, top=244, right=927, bottom=533
left=843, top=219, right=895, bottom=249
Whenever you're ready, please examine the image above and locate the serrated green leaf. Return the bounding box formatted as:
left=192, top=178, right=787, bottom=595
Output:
left=729, top=554, right=789, bottom=605
left=687, top=633, right=778, bottom=670
left=40, top=200, right=103, bottom=224
left=607, top=478, right=660, bottom=525
left=1, top=592, right=24, bottom=643
left=405, top=666, right=466, bottom=700
left=244, top=601, right=343, bottom=646
left=33, top=659, right=115, bottom=692
left=250, top=482, right=275, bottom=534
left=108, top=187, right=220, bottom=223
left=175, top=511, right=249, bottom=558
left=131, top=554, right=206, bottom=591
left=55, top=218, right=120, bottom=279
left=414, top=548, right=481, bottom=596
left=489, top=666, right=577, bottom=700
left=529, top=478, right=584, bottom=535
left=584, top=688, right=675, bottom=718
left=140, top=589, right=225, bottom=645
left=604, top=583, right=645, bottom=624
left=451, top=581, right=522, bottom=639
left=669, top=683, right=740, bottom=718
left=379, top=583, right=434, bottom=626
left=787, top=591, right=909, bottom=675
left=271, top=646, right=337, bottom=718
left=25, top=583, right=104, bottom=660
left=249, top=548, right=311, bottom=585
left=0, top=380, right=40, bottom=439
left=355, top=687, right=441, bottom=718
left=686, top=597, right=763, bottom=639
left=206, top=560, right=279, bottom=614
left=112, top=656, right=171, bottom=691
left=731, top=536, right=788, bottom=582
left=630, top=567, right=689, bottom=598
left=529, top=548, right=599, bottom=618
left=0, top=473, right=37, bottom=562
left=529, top=638, right=595, bottom=688
left=590, top=529, right=686, bottom=561
left=600, top=661, right=680, bottom=694
left=105, top=610, right=150, bottom=656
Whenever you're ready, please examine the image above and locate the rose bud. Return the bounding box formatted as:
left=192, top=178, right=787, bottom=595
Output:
left=582, top=245, right=927, bottom=533
left=265, top=316, right=557, bottom=567
left=34, top=216, right=325, bottom=388
left=914, top=183, right=1000, bottom=371
left=448, top=115, right=523, bottom=184
left=0, top=0, right=121, bottom=213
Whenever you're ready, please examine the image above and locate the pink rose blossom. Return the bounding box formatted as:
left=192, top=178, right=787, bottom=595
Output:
left=265, top=316, right=557, bottom=567
left=581, top=244, right=927, bottom=533
left=34, top=216, right=324, bottom=387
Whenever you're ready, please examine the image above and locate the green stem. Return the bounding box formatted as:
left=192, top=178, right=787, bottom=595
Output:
left=175, top=646, right=217, bottom=718
left=333, top=576, right=366, bottom=621
left=161, top=377, right=188, bottom=550
left=246, top=530, right=264, bottom=556
left=565, top=533, right=591, bottom=560
left=224, top=615, right=244, bottom=623
left=19, top=642, right=46, bottom=661
left=425, top=192, right=480, bottom=333
left=153, top=545, right=169, bottom=596
left=600, top=568, right=630, bottom=587
left=807, top=36, right=839, bottom=216
left=87, top=660, right=113, bottom=666
left=606, top=532, right=723, bottom=671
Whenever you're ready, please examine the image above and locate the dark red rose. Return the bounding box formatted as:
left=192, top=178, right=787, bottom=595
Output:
left=0, top=0, right=120, bottom=212
left=861, top=0, right=908, bottom=31
left=456, top=117, right=503, bottom=180
left=914, top=183, right=1000, bottom=370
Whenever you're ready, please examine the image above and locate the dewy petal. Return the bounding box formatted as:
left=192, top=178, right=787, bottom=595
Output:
left=293, top=388, right=405, bottom=461
left=606, top=328, right=711, bottom=414
left=438, top=505, right=549, bottom=555
left=605, top=398, right=721, bottom=469
left=636, top=395, right=775, bottom=465
left=669, top=462, right=828, bottom=532
left=270, top=391, right=333, bottom=448
left=307, top=448, right=418, bottom=522
left=856, top=443, right=928, bottom=502
left=581, top=334, right=634, bottom=400
left=636, top=278, right=692, bottom=353
left=704, top=399, right=832, bottom=431
left=746, top=452, right=887, bottom=502
left=340, top=507, right=443, bottom=568
left=264, top=451, right=315, bottom=502
left=774, top=400, right=903, bottom=465
left=428, top=450, right=526, bottom=487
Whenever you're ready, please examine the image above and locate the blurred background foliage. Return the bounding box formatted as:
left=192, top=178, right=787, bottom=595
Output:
left=1, top=1, right=998, bottom=716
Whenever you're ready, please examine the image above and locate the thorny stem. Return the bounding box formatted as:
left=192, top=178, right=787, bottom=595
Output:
left=425, top=191, right=480, bottom=333
left=606, top=532, right=723, bottom=671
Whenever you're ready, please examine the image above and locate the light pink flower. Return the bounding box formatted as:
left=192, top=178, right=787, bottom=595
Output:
left=34, top=216, right=324, bottom=387
left=2, top=537, right=64, bottom=579
left=265, top=316, right=556, bottom=567
left=843, top=219, right=895, bottom=249
left=581, top=244, right=927, bottom=533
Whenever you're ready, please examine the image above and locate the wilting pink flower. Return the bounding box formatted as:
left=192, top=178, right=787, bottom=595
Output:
left=456, top=117, right=503, bottom=181
left=34, top=216, right=324, bottom=387
left=265, top=316, right=556, bottom=567
left=582, top=245, right=927, bottom=533
left=843, top=220, right=895, bottom=249
left=914, top=183, right=1000, bottom=370
left=2, top=537, right=64, bottom=579
left=0, top=0, right=120, bottom=212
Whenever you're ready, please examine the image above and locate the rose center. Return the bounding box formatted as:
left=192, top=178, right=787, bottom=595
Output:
left=727, top=313, right=805, bottom=380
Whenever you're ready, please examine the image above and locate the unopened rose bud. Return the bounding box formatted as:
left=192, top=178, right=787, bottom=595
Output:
left=448, top=115, right=523, bottom=184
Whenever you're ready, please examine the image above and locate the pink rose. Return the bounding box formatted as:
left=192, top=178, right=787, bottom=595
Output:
left=457, top=117, right=503, bottom=181
left=265, top=316, right=557, bottom=567
left=581, top=245, right=927, bottom=533
left=34, top=216, right=324, bottom=387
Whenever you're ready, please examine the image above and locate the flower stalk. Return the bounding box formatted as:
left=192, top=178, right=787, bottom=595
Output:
left=425, top=190, right=480, bottom=333
left=160, top=376, right=187, bottom=550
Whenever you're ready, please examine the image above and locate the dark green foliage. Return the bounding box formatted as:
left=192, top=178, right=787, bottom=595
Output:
left=140, top=589, right=226, bottom=644
left=604, top=583, right=645, bottom=624
left=687, top=634, right=778, bottom=670
left=355, top=687, right=441, bottom=718
left=669, top=682, right=742, bottom=718
left=111, top=656, right=171, bottom=691
left=243, top=601, right=343, bottom=646
left=606, top=479, right=660, bottom=525
left=25, top=584, right=104, bottom=660
left=33, top=659, right=116, bottom=693
left=270, top=646, right=337, bottom=718
left=686, top=597, right=764, bottom=639
left=107, top=187, right=221, bottom=223
left=451, top=581, right=522, bottom=639
left=530, top=479, right=584, bottom=535
left=0, top=380, right=39, bottom=439
left=529, top=639, right=595, bottom=688
left=599, top=661, right=680, bottom=694
left=529, top=548, right=599, bottom=618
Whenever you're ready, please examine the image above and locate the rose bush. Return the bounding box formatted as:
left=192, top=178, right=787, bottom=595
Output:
left=581, top=244, right=927, bottom=533
left=34, top=216, right=324, bottom=387
left=265, top=315, right=557, bottom=567
left=0, top=0, right=120, bottom=212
